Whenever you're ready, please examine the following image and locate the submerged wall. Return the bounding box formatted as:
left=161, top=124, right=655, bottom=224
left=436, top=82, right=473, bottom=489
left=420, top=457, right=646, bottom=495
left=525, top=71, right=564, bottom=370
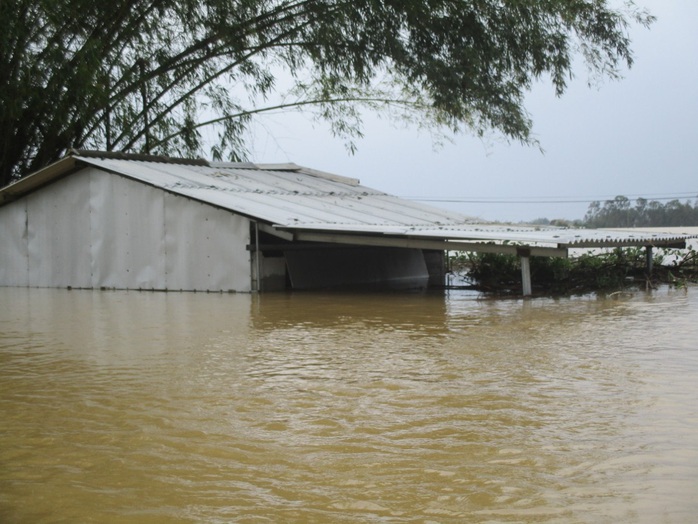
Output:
left=0, top=168, right=252, bottom=292
left=284, top=246, right=431, bottom=290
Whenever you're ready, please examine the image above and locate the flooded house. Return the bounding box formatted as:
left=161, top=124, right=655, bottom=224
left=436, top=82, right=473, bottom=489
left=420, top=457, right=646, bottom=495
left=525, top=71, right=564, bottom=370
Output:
left=0, top=150, right=693, bottom=294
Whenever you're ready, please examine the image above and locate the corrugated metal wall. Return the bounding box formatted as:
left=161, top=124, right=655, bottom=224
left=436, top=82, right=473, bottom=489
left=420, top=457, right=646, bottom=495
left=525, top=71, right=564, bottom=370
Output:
left=0, top=198, right=30, bottom=286
left=0, top=167, right=252, bottom=291
left=28, top=170, right=92, bottom=287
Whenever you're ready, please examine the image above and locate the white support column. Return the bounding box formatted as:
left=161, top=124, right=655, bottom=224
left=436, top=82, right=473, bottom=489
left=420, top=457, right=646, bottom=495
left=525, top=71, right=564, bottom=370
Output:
left=518, top=247, right=532, bottom=297
left=253, top=221, right=261, bottom=292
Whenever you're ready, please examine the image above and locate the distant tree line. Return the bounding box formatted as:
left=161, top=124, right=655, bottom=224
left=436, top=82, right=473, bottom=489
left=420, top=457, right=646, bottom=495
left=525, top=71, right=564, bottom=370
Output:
left=583, top=196, right=698, bottom=228
left=531, top=196, right=698, bottom=228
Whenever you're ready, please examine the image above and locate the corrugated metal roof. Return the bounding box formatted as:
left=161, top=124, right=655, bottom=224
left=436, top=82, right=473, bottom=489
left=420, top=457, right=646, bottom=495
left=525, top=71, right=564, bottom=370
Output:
left=74, top=154, right=481, bottom=229
left=2, top=151, right=696, bottom=251
left=285, top=222, right=696, bottom=248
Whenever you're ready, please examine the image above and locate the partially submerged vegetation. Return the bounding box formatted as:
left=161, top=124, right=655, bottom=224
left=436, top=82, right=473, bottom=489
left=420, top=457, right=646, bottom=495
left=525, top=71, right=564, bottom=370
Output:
left=450, top=246, right=698, bottom=296
left=507, top=196, right=698, bottom=295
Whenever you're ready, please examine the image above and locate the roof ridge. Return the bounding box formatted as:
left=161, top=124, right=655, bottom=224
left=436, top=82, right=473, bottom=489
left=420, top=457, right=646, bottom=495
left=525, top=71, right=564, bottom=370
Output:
left=70, top=149, right=209, bottom=167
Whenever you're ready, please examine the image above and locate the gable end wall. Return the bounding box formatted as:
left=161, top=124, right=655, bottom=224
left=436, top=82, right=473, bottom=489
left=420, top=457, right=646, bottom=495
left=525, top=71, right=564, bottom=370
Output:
left=0, top=167, right=252, bottom=291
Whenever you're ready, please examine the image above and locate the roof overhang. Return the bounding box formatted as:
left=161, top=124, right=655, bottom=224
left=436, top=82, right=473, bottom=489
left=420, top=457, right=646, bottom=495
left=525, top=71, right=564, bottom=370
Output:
left=270, top=224, right=695, bottom=258
left=288, top=230, right=570, bottom=257
left=0, top=156, right=79, bottom=205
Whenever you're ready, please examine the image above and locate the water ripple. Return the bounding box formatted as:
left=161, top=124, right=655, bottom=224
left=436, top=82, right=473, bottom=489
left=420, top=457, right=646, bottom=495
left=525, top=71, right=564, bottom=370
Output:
left=1, top=287, right=697, bottom=522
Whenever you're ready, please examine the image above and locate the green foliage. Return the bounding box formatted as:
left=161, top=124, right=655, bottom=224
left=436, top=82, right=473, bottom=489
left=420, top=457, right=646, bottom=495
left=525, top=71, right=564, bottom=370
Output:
left=456, top=252, right=521, bottom=291
left=584, top=196, right=698, bottom=227
left=1, top=0, right=653, bottom=186
left=571, top=248, right=645, bottom=290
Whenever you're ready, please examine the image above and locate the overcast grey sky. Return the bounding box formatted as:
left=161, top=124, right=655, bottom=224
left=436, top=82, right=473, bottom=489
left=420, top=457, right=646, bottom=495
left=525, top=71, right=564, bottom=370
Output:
left=248, top=0, right=698, bottom=223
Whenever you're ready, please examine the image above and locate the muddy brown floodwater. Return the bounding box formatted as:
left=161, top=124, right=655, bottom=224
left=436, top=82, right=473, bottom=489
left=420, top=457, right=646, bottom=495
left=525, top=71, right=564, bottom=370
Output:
left=1, top=286, right=697, bottom=523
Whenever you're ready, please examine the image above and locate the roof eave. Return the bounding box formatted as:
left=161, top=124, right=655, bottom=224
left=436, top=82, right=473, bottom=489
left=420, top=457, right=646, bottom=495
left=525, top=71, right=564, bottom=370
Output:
left=0, top=156, right=79, bottom=206
left=288, top=228, right=570, bottom=258
left=560, top=239, right=688, bottom=249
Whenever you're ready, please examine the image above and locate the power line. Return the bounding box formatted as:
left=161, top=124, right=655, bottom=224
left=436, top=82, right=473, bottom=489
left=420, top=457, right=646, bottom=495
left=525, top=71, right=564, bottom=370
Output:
left=403, top=192, right=698, bottom=205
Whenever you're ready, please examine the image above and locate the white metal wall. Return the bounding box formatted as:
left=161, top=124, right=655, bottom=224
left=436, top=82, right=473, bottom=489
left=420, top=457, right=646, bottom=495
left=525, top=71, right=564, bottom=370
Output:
left=89, top=171, right=167, bottom=289
left=162, top=189, right=251, bottom=292
left=0, top=198, right=29, bottom=286
left=0, top=167, right=252, bottom=291
left=31, top=170, right=93, bottom=287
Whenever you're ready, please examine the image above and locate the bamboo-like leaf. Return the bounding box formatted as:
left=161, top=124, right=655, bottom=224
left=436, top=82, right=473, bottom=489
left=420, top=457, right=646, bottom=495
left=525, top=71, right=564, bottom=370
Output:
left=1, top=0, right=653, bottom=185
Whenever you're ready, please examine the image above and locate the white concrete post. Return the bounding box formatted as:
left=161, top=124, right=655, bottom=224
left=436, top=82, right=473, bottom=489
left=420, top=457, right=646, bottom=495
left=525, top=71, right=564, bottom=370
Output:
left=254, top=221, right=261, bottom=292
left=518, top=247, right=532, bottom=297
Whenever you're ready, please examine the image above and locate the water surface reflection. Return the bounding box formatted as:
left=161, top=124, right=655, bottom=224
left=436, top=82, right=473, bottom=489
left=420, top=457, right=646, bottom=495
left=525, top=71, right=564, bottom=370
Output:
left=1, top=287, right=697, bottom=522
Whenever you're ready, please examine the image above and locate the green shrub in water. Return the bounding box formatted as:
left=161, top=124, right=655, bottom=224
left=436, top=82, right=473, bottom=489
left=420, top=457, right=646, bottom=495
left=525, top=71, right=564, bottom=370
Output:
left=451, top=246, right=697, bottom=295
